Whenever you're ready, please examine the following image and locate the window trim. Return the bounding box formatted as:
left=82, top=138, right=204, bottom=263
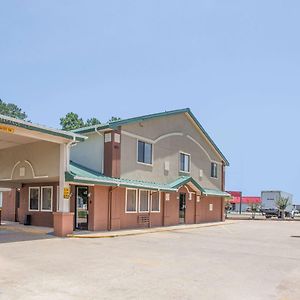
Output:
left=151, top=191, right=161, bottom=213
left=210, top=162, right=218, bottom=179
left=179, top=151, right=191, bottom=173
left=139, top=189, right=150, bottom=213
left=125, top=188, right=138, bottom=213
left=28, top=187, right=40, bottom=212
left=137, top=140, right=153, bottom=166
left=41, top=186, right=53, bottom=212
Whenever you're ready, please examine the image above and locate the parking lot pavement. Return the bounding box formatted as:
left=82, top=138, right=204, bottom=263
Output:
left=0, top=228, right=54, bottom=243
left=1, top=220, right=300, bottom=300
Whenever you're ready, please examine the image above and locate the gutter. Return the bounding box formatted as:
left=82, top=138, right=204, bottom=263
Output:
left=0, top=114, right=86, bottom=142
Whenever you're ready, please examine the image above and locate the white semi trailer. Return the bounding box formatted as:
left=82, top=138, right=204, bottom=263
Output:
left=261, top=191, right=294, bottom=218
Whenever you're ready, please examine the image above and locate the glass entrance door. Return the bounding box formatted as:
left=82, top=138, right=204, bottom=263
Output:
left=76, top=186, right=89, bottom=230
left=179, top=193, right=186, bottom=224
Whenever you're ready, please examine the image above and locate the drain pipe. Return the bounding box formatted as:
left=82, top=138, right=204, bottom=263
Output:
left=95, top=127, right=104, bottom=173
left=108, top=185, right=120, bottom=231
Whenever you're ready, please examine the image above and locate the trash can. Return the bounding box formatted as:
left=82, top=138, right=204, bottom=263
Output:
left=24, top=214, right=31, bottom=226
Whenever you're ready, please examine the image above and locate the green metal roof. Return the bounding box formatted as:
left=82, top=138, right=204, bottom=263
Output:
left=202, top=188, right=231, bottom=197
left=66, top=161, right=177, bottom=192
left=72, top=108, right=229, bottom=166
left=169, top=176, right=205, bottom=193
left=169, top=176, right=231, bottom=197
left=67, top=162, right=230, bottom=197
left=0, top=114, right=86, bottom=142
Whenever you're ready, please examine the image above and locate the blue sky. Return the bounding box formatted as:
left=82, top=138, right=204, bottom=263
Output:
left=1, top=1, right=299, bottom=201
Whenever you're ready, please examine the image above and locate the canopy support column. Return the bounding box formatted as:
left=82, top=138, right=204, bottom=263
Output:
left=53, top=143, right=74, bottom=237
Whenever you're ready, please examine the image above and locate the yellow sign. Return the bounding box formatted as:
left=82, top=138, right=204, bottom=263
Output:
left=0, top=125, right=15, bottom=134
left=64, top=187, right=70, bottom=199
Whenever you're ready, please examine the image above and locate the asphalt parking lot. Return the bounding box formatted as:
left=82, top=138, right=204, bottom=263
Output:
left=1, top=220, right=300, bottom=300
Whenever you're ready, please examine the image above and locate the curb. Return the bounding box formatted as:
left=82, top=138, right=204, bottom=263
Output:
left=67, top=221, right=236, bottom=239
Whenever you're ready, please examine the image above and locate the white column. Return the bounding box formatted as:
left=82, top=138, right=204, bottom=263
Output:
left=59, top=143, right=70, bottom=212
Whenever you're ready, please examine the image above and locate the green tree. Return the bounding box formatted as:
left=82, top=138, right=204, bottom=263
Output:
left=224, top=198, right=232, bottom=219
left=86, top=117, right=101, bottom=126
left=108, top=116, right=121, bottom=122
left=60, top=112, right=85, bottom=131
left=0, top=99, right=28, bottom=120
left=275, top=197, right=290, bottom=219
left=248, top=202, right=260, bottom=219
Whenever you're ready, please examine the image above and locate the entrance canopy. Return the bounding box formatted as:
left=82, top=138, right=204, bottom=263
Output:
left=0, top=114, right=85, bottom=147
left=169, top=176, right=231, bottom=197
left=0, top=114, right=86, bottom=188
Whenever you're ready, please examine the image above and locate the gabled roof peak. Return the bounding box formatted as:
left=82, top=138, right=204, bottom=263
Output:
left=73, top=108, right=229, bottom=166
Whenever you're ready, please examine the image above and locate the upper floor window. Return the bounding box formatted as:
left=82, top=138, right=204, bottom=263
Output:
left=211, top=162, right=218, bottom=178
left=138, top=140, right=152, bottom=165
left=180, top=152, right=190, bottom=173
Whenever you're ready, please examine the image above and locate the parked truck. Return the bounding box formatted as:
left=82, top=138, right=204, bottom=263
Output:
left=261, top=191, right=294, bottom=218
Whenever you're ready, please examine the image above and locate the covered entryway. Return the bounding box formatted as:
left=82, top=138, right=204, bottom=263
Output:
left=179, top=193, right=186, bottom=224
left=0, top=114, right=85, bottom=236
left=75, top=186, right=89, bottom=230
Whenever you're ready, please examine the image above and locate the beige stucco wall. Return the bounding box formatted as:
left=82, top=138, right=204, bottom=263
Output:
left=120, top=113, right=224, bottom=190
left=0, top=141, right=60, bottom=182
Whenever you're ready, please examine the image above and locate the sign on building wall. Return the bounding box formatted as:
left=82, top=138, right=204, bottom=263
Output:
left=0, top=125, right=15, bottom=134
left=63, top=187, right=70, bottom=199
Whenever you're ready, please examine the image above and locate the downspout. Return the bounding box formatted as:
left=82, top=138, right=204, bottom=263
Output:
left=95, top=127, right=104, bottom=174
left=162, top=191, right=166, bottom=227
left=67, top=135, right=80, bottom=172
left=108, top=185, right=119, bottom=231
left=194, top=193, right=197, bottom=224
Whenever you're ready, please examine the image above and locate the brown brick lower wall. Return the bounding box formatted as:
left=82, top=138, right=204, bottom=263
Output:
left=18, top=183, right=59, bottom=227
left=2, top=183, right=224, bottom=230
left=84, top=186, right=224, bottom=231
left=1, top=189, right=16, bottom=222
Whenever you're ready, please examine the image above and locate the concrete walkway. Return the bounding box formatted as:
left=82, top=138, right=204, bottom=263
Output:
left=0, top=221, right=53, bottom=235
left=68, top=220, right=237, bottom=238
left=1, top=220, right=237, bottom=239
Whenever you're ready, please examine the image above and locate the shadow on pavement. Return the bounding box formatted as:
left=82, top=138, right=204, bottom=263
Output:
left=0, top=227, right=55, bottom=244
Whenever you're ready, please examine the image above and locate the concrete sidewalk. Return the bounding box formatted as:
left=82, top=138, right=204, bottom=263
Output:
left=0, top=221, right=53, bottom=235
left=68, top=220, right=237, bottom=238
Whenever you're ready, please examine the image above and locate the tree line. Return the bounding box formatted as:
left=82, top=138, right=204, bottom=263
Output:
left=0, top=99, right=120, bottom=131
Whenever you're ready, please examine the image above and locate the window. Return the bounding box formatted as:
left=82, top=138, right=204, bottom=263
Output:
left=29, top=187, right=40, bottom=211
left=139, top=190, right=150, bottom=212
left=151, top=191, right=160, bottom=212
left=41, top=186, right=53, bottom=212
left=180, top=152, right=190, bottom=173
left=126, top=189, right=137, bottom=212
left=211, top=162, right=218, bottom=178
left=138, top=140, right=152, bottom=164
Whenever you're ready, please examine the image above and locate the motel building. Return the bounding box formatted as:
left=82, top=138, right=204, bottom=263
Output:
left=0, top=108, right=230, bottom=237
